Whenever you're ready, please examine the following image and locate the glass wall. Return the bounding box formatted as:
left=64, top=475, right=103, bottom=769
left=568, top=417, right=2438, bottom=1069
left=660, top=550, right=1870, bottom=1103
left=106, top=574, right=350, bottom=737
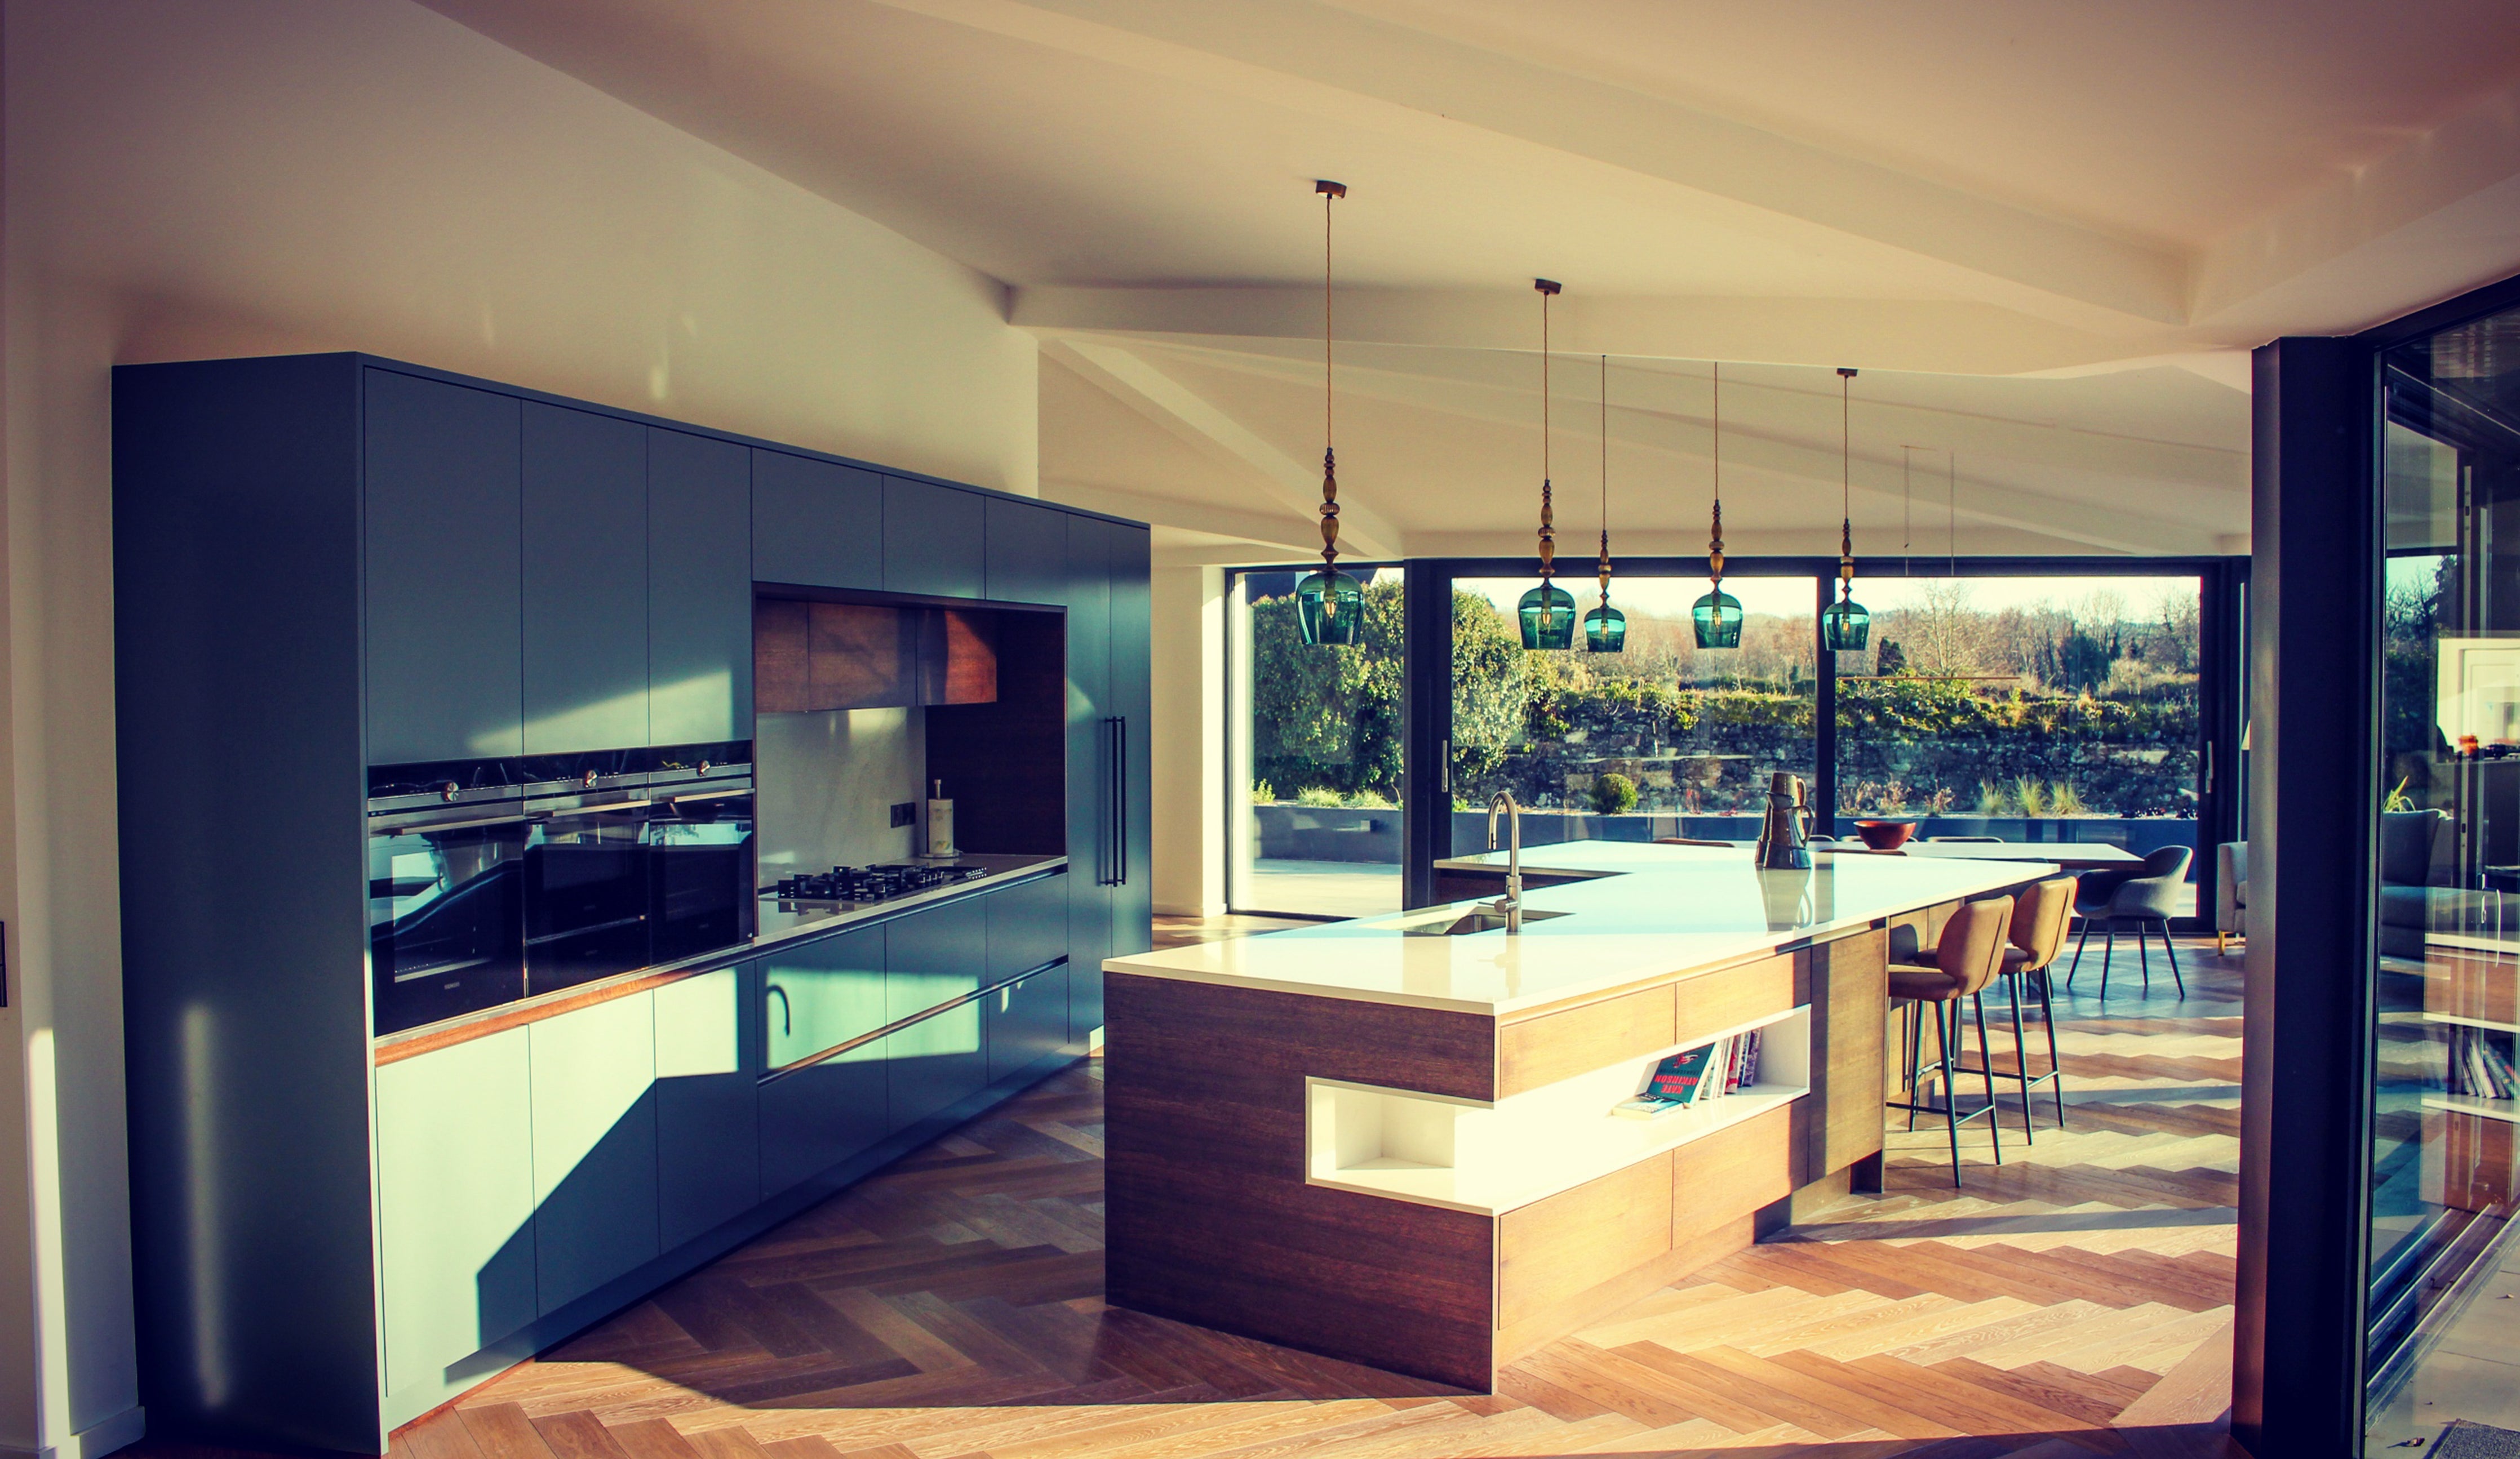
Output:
left=1450, top=576, right=1816, bottom=849
left=1830, top=575, right=2204, bottom=906
left=2363, top=300, right=2520, bottom=1450
left=1227, top=566, right=1405, bottom=918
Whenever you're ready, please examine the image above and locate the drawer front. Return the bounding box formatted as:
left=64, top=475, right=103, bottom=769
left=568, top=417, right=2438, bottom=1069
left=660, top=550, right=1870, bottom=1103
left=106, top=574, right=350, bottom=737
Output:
left=1672, top=1104, right=1800, bottom=1250
left=1498, top=1151, right=1675, bottom=1329
left=1498, top=985, right=1676, bottom=1096
left=1673, top=953, right=1802, bottom=1047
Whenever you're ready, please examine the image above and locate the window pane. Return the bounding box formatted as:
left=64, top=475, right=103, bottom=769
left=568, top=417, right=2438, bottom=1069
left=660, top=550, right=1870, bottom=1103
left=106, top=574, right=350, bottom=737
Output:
left=1227, top=567, right=1404, bottom=918
left=1831, top=575, right=2203, bottom=915
left=1450, top=576, right=1816, bottom=849
left=2364, top=305, right=2520, bottom=1452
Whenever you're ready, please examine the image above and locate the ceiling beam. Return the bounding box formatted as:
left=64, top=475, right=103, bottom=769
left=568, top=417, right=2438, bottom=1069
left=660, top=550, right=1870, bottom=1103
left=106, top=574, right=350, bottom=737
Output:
left=1040, top=478, right=1324, bottom=553
left=1018, top=287, right=2156, bottom=377
left=871, top=0, right=2190, bottom=330
left=1045, top=335, right=1404, bottom=557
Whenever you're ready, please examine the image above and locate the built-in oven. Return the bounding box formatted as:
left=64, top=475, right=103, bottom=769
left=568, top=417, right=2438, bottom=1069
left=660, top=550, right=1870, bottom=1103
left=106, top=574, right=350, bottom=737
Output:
left=369, top=746, right=755, bottom=1035
left=367, top=793, right=531, bottom=1034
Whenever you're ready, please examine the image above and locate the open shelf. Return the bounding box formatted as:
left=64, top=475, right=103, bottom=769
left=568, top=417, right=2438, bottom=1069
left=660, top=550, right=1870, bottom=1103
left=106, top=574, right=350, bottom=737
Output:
left=2425, top=1010, right=2520, bottom=1036
left=2423, top=1092, right=2520, bottom=1125
left=1305, top=1004, right=1810, bottom=1216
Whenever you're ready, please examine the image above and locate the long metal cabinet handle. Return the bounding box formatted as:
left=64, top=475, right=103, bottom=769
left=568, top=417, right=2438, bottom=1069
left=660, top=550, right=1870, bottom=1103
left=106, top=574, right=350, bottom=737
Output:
left=1115, top=715, right=1128, bottom=886
left=1100, top=716, right=1125, bottom=886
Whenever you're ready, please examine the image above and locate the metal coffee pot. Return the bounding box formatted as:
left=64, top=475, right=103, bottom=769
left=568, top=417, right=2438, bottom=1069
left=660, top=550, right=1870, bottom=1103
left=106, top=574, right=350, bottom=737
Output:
left=1754, top=771, right=1815, bottom=871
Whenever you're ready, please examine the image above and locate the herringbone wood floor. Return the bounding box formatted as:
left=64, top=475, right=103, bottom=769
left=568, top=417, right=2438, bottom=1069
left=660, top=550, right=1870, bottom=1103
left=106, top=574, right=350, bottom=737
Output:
left=147, top=932, right=2247, bottom=1459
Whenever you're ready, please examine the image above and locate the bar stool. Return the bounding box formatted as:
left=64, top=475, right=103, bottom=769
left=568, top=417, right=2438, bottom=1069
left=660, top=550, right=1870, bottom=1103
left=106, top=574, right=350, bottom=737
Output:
left=1887, top=897, right=2012, bottom=1187
left=1969, top=877, right=2076, bottom=1141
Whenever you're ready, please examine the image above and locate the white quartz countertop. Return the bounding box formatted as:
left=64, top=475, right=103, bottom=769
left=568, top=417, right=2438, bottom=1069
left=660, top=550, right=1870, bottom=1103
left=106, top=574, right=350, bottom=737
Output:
left=1106, top=840, right=2053, bottom=1015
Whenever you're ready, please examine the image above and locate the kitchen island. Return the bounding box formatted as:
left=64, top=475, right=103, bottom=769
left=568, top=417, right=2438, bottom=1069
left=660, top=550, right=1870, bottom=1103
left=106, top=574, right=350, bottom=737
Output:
left=1101, top=840, right=2055, bottom=1389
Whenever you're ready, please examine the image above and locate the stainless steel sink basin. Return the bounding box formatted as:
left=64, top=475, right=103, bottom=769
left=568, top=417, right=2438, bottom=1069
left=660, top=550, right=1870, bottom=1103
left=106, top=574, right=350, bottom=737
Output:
left=1396, top=906, right=1572, bottom=936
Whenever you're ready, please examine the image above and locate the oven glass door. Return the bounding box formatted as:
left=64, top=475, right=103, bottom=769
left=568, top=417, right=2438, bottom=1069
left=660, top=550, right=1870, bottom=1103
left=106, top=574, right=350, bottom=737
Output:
left=523, top=804, right=654, bottom=995
left=647, top=789, right=755, bottom=963
left=369, top=812, right=529, bottom=1035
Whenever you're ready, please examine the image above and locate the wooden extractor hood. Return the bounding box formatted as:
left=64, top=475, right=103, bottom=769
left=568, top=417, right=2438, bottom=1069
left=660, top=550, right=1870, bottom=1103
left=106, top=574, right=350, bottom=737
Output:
left=753, top=599, right=999, bottom=713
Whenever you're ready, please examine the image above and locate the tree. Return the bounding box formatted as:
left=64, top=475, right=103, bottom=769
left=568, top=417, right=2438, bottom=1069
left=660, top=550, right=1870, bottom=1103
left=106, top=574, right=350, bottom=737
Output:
left=1248, top=577, right=1405, bottom=799
left=1450, top=590, right=1526, bottom=784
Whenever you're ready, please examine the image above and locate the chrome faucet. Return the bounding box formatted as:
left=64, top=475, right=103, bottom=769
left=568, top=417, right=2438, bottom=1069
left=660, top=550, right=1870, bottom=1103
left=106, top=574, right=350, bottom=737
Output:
left=1485, top=790, right=1524, bottom=933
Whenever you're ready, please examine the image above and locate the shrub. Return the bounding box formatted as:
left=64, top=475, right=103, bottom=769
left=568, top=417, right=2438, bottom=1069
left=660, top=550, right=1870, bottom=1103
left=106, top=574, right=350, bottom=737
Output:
left=1250, top=779, right=1276, bottom=805
left=1976, top=780, right=2011, bottom=815
left=2014, top=776, right=2048, bottom=817
left=1591, top=772, right=1639, bottom=815
left=1343, top=789, right=1394, bottom=809
left=1292, top=786, right=1346, bottom=807
left=2052, top=781, right=2088, bottom=816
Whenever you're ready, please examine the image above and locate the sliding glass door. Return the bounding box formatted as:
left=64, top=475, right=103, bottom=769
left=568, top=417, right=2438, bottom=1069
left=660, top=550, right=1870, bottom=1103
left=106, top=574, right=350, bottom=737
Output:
left=1226, top=566, right=1405, bottom=918
left=2363, top=302, right=2520, bottom=1451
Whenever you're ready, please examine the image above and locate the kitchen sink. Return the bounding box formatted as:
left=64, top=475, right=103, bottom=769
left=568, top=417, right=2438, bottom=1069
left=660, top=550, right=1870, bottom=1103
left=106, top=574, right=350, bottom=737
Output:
left=1395, top=905, right=1573, bottom=936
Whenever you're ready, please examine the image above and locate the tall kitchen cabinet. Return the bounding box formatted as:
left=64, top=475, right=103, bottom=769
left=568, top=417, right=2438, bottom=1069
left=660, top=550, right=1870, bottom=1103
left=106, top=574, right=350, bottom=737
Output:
left=115, top=352, right=1147, bottom=1456
left=1065, top=515, right=1153, bottom=1044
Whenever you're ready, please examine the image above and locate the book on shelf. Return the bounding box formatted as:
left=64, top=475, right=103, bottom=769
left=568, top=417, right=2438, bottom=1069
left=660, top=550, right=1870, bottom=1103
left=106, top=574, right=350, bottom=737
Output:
left=2446, top=1025, right=2518, bottom=1101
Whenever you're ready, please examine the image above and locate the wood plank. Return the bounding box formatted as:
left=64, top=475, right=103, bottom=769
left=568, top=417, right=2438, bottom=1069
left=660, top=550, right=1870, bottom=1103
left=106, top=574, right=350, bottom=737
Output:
left=1498, top=1154, right=1674, bottom=1329
left=1674, top=1105, right=1804, bottom=1251
left=1497, top=985, right=1678, bottom=1097
left=1812, top=929, right=1889, bottom=1176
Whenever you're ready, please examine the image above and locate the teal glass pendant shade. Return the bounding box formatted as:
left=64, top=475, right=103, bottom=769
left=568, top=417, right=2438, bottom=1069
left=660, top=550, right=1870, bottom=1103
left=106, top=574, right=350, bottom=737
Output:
left=1692, top=586, right=1743, bottom=648
left=1518, top=580, right=1577, bottom=650
left=1583, top=600, right=1626, bottom=652
left=1294, top=566, right=1364, bottom=646
left=1821, top=591, right=1872, bottom=652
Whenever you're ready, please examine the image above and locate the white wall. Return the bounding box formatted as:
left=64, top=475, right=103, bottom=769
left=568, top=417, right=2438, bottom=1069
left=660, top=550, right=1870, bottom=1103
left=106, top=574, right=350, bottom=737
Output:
left=0, top=2, right=1038, bottom=1451
left=1148, top=566, right=1224, bottom=918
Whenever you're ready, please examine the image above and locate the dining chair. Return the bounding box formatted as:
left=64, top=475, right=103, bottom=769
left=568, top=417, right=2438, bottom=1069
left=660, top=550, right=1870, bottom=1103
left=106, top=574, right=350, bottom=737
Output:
left=1887, top=896, right=2012, bottom=1187
left=1654, top=837, right=1738, bottom=848
left=2068, top=845, right=2193, bottom=998
left=1928, top=835, right=2004, bottom=843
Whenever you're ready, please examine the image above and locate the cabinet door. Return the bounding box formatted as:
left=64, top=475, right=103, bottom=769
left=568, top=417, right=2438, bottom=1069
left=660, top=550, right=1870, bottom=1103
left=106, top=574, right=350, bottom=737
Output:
left=987, top=961, right=1071, bottom=1084
left=1106, top=522, right=1153, bottom=961
left=985, top=496, right=1066, bottom=605
left=648, top=429, right=752, bottom=746
left=752, top=450, right=881, bottom=590
left=758, top=924, right=889, bottom=1197
left=523, top=403, right=649, bottom=754
left=363, top=370, right=522, bottom=764
left=1064, top=516, right=1113, bottom=1042
left=986, top=871, right=1069, bottom=982
left=884, top=476, right=985, bottom=599
left=528, top=992, right=659, bottom=1314
left=655, top=966, right=758, bottom=1249
left=375, top=1029, right=535, bottom=1397
left=885, top=898, right=989, bottom=1131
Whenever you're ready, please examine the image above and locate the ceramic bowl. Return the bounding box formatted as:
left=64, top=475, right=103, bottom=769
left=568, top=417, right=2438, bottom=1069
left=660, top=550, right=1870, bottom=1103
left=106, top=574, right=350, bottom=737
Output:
left=1853, top=820, right=1915, bottom=851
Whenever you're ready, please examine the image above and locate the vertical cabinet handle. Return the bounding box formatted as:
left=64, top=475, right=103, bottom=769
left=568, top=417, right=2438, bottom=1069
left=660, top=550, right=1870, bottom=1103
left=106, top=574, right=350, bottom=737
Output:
left=1099, top=716, right=1126, bottom=886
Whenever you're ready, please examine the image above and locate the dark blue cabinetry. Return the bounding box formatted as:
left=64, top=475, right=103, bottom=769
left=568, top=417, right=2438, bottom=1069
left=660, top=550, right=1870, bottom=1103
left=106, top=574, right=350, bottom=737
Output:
left=884, top=898, right=990, bottom=1131
left=523, top=403, right=650, bottom=753
left=1106, top=524, right=1154, bottom=963
left=752, top=450, right=882, bottom=590
left=985, top=497, right=1067, bottom=605
left=758, top=925, right=890, bottom=1198
left=646, top=430, right=751, bottom=746
left=654, top=964, right=759, bottom=1249
left=362, top=370, right=522, bottom=764
left=115, top=352, right=1139, bottom=1452
left=884, top=476, right=986, bottom=599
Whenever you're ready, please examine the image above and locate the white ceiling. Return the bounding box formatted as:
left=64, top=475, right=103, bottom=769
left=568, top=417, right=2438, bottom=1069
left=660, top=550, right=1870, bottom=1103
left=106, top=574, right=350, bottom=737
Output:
left=424, top=0, right=2520, bottom=563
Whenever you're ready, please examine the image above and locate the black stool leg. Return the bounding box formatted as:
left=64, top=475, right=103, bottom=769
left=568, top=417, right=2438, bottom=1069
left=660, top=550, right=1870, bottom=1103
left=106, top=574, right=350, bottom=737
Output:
left=1972, top=991, right=2004, bottom=1166
left=2068, top=920, right=2091, bottom=988
left=2159, top=922, right=2186, bottom=998
left=1905, top=1000, right=1926, bottom=1130
left=1936, top=1002, right=1963, bottom=1188
left=2037, top=967, right=2066, bottom=1127
left=2004, top=972, right=2035, bottom=1144
left=2100, top=924, right=2115, bottom=1000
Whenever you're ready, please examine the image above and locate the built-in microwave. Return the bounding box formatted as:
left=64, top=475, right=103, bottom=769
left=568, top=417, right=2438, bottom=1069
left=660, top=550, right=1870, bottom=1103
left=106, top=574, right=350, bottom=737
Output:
left=367, top=746, right=755, bottom=1035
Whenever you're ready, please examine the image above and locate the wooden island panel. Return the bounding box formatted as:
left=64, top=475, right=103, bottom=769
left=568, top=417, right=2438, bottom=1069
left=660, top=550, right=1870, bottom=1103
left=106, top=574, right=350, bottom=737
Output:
left=1103, top=972, right=1501, bottom=1387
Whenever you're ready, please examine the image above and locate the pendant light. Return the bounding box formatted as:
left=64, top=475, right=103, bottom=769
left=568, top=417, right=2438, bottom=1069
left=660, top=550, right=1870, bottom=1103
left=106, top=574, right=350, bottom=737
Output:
left=1820, top=366, right=1872, bottom=652
left=1517, top=279, right=1576, bottom=649
left=1692, top=361, right=1743, bottom=648
left=1583, top=353, right=1626, bottom=652
left=1294, top=180, right=1363, bottom=646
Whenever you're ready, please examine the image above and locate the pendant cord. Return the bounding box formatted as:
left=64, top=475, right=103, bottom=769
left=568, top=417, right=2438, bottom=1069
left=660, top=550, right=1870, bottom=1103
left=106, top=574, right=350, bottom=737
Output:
left=1314, top=181, right=1345, bottom=578
left=1710, top=361, right=1724, bottom=588
left=1324, top=189, right=1332, bottom=455
left=1902, top=444, right=1913, bottom=577
left=1949, top=449, right=1958, bottom=577
left=1534, top=279, right=1559, bottom=586
left=1598, top=353, right=1611, bottom=599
